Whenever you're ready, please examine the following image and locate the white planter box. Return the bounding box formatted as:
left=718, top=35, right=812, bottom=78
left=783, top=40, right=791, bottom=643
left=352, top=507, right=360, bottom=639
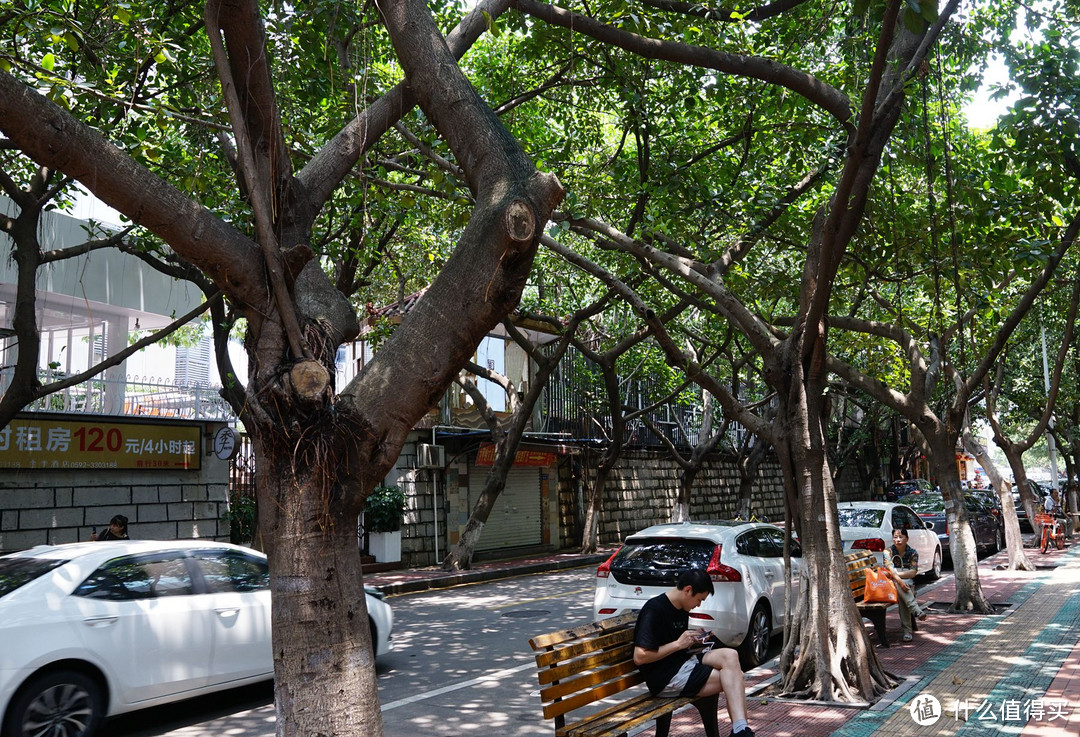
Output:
left=368, top=530, right=401, bottom=563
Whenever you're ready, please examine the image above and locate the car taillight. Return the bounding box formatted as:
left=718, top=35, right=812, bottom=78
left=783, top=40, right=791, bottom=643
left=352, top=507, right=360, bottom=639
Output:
left=598, top=608, right=617, bottom=615
left=596, top=548, right=620, bottom=578
left=706, top=544, right=741, bottom=582
left=852, top=538, right=885, bottom=552
left=689, top=612, right=715, bottom=620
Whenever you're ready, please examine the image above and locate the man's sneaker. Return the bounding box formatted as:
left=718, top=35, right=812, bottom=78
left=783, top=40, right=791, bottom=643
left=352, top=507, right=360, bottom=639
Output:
left=731, top=728, right=755, bottom=737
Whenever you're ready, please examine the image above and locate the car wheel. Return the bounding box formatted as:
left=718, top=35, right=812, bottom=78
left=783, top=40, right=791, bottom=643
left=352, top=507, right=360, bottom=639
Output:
left=369, top=617, right=380, bottom=657
left=996, top=526, right=1005, bottom=552
left=927, top=548, right=942, bottom=580
left=3, top=670, right=104, bottom=737
left=738, top=603, right=771, bottom=669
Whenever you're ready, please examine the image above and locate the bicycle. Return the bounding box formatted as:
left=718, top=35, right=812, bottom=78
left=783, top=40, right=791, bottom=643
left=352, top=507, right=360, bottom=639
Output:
left=1034, top=513, right=1065, bottom=554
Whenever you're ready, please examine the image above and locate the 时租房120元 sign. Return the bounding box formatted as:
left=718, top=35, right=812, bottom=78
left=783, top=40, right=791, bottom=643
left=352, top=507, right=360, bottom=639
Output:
left=0, top=417, right=201, bottom=470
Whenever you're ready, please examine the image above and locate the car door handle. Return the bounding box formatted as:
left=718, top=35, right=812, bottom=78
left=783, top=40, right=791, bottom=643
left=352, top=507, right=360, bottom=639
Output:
left=83, top=616, right=118, bottom=627
left=763, top=571, right=775, bottom=578
left=215, top=608, right=240, bottom=618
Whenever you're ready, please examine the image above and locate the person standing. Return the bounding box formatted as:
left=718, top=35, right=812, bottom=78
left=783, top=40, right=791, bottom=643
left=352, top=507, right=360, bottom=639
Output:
left=633, top=569, right=754, bottom=737
left=882, top=527, right=928, bottom=642
left=91, top=514, right=130, bottom=541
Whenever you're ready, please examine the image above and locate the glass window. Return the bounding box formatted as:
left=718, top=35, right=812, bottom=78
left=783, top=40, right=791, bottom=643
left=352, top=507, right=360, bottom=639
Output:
left=837, top=508, right=885, bottom=527
left=736, top=530, right=768, bottom=557
left=74, top=553, right=193, bottom=600
left=608, top=538, right=715, bottom=586
left=191, top=551, right=269, bottom=593
left=0, top=558, right=67, bottom=598
left=901, top=494, right=944, bottom=514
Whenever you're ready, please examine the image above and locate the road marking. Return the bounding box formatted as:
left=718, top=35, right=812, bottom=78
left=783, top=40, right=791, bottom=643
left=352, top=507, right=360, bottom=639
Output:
left=380, top=662, right=535, bottom=711
left=488, top=586, right=594, bottom=609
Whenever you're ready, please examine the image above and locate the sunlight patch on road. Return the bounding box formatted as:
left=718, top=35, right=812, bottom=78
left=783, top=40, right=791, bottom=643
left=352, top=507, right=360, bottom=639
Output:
left=488, top=587, right=593, bottom=609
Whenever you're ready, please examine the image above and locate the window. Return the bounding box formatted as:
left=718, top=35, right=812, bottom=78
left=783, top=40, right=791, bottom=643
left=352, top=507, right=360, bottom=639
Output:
left=0, top=558, right=67, bottom=598
left=74, top=553, right=193, bottom=600
left=838, top=508, right=885, bottom=527
left=191, top=550, right=269, bottom=593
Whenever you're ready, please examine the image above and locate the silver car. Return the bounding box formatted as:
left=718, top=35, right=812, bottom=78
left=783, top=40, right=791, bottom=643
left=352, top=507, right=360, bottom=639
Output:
left=837, top=501, right=942, bottom=578
left=593, top=520, right=801, bottom=668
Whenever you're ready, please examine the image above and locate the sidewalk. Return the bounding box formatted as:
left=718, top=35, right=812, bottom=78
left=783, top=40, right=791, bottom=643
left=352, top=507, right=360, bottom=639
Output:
left=365, top=540, right=1080, bottom=736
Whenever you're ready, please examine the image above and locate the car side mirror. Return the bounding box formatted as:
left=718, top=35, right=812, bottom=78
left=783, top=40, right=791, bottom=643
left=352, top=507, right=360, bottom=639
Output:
left=926, top=521, right=934, bottom=530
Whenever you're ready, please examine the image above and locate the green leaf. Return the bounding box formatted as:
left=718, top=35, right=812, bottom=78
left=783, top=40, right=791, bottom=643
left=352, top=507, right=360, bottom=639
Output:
left=853, top=0, right=871, bottom=16
left=41, top=53, right=56, bottom=71
left=1051, top=215, right=1064, bottom=227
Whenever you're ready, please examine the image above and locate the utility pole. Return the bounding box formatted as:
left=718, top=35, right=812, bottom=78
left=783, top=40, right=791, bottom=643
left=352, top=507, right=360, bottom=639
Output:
left=1040, top=322, right=1060, bottom=491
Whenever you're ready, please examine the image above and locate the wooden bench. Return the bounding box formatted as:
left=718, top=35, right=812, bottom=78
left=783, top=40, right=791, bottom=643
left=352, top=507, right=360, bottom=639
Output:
left=847, top=549, right=909, bottom=648
left=529, top=611, right=720, bottom=737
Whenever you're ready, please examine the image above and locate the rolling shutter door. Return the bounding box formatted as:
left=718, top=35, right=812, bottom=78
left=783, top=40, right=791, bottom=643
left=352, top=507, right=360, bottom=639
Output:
left=468, top=464, right=541, bottom=551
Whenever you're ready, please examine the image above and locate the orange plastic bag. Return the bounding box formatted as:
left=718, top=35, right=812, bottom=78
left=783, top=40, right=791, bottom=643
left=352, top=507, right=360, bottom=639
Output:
left=863, top=567, right=898, bottom=604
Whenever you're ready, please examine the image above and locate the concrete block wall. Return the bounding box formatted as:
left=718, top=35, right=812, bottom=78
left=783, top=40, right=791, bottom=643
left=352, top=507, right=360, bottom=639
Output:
left=0, top=466, right=230, bottom=553
left=588, top=450, right=788, bottom=547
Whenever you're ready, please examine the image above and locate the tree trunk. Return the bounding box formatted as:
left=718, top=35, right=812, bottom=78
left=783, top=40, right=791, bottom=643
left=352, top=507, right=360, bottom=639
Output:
left=962, top=426, right=1033, bottom=571
left=672, top=465, right=699, bottom=522
left=734, top=439, right=768, bottom=520
left=924, top=432, right=993, bottom=613
left=581, top=459, right=614, bottom=553
left=256, top=439, right=380, bottom=737
left=777, top=370, right=893, bottom=701
left=1000, top=444, right=1039, bottom=546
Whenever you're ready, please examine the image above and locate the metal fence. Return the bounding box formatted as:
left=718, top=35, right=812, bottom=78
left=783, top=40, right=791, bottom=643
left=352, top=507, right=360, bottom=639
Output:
left=3, top=369, right=236, bottom=421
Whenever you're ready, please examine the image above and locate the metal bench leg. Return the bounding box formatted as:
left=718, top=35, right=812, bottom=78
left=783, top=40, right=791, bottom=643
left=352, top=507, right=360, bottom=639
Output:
left=865, top=608, right=889, bottom=647
left=654, top=712, right=673, bottom=737
left=692, top=693, right=721, bottom=737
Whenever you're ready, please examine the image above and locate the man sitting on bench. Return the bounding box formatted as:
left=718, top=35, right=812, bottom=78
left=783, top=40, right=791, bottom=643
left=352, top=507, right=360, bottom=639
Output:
left=633, top=569, right=754, bottom=737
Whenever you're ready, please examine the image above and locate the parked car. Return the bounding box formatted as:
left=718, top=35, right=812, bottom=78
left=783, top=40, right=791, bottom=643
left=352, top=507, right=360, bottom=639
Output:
left=897, top=491, right=1005, bottom=560
left=885, top=478, right=935, bottom=502
left=1013, top=480, right=1051, bottom=533
left=836, top=501, right=942, bottom=579
left=592, top=520, right=802, bottom=668
left=0, top=540, right=393, bottom=737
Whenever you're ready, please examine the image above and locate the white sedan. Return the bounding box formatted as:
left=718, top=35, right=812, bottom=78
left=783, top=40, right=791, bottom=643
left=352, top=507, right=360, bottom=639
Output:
left=593, top=520, right=802, bottom=668
left=0, top=540, right=392, bottom=737
left=837, top=501, right=942, bottom=578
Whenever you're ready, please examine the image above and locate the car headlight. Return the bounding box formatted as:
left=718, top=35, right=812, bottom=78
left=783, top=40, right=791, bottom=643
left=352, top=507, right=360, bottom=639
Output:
left=364, top=586, right=385, bottom=600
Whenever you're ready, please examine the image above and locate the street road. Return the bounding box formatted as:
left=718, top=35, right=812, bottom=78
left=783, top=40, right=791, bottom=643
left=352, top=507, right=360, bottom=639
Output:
left=104, top=565, right=601, bottom=737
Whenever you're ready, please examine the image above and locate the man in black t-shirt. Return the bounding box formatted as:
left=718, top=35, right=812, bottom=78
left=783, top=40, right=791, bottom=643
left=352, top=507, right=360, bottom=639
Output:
left=633, top=569, right=753, bottom=737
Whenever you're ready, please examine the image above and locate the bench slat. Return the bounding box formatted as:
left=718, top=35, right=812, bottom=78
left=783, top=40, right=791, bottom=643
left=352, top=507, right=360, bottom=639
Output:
left=530, top=612, right=636, bottom=650
left=562, top=692, right=692, bottom=737
left=540, top=658, right=638, bottom=702
left=542, top=672, right=646, bottom=720
left=537, top=642, right=635, bottom=685
left=534, top=628, right=635, bottom=668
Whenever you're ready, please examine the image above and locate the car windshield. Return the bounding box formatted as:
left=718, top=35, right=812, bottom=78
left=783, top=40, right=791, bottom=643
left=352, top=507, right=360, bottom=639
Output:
left=609, top=537, right=715, bottom=586
left=837, top=508, right=885, bottom=527
left=900, top=494, right=944, bottom=513
left=0, top=557, right=67, bottom=598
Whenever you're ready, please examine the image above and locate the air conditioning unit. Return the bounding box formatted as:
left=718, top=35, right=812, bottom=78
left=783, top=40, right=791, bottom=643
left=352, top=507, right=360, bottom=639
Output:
left=417, top=443, right=445, bottom=469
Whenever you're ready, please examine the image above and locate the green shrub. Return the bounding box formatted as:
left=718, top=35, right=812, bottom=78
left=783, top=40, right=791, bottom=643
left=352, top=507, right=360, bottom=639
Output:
left=364, top=485, right=407, bottom=532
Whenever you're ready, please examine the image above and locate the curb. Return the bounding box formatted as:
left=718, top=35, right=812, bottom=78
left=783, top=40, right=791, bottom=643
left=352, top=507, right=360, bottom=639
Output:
left=369, top=553, right=611, bottom=596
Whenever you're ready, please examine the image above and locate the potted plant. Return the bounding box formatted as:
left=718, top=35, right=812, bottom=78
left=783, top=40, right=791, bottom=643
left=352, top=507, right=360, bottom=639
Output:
left=364, top=485, right=406, bottom=563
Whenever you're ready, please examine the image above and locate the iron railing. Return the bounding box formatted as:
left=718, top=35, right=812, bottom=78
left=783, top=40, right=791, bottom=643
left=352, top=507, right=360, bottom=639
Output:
left=2, top=369, right=236, bottom=420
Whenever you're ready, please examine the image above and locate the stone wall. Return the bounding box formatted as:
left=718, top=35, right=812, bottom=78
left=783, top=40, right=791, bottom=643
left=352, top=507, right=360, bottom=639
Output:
left=0, top=419, right=232, bottom=553
left=573, top=449, right=788, bottom=547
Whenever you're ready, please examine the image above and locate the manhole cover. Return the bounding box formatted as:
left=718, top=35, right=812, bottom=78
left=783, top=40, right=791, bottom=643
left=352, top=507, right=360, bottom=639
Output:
left=1035, top=564, right=1061, bottom=570
left=501, top=609, right=551, bottom=618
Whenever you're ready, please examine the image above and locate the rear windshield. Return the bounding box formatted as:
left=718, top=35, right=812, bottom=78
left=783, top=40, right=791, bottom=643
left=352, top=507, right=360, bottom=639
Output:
left=901, top=494, right=944, bottom=513
left=837, top=509, right=885, bottom=527
left=0, top=557, right=67, bottom=598
left=609, top=538, right=715, bottom=586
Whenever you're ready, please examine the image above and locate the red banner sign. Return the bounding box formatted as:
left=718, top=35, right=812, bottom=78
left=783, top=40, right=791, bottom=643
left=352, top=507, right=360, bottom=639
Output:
left=476, top=442, right=555, bottom=467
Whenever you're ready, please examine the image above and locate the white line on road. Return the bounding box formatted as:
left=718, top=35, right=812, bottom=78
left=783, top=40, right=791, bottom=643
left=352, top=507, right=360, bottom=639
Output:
left=380, top=662, right=535, bottom=711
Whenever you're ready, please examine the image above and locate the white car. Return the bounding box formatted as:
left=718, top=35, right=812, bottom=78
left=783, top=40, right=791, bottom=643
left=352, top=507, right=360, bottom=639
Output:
left=836, top=501, right=942, bottom=578
left=592, top=521, right=802, bottom=668
left=0, top=540, right=392, bottom=737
